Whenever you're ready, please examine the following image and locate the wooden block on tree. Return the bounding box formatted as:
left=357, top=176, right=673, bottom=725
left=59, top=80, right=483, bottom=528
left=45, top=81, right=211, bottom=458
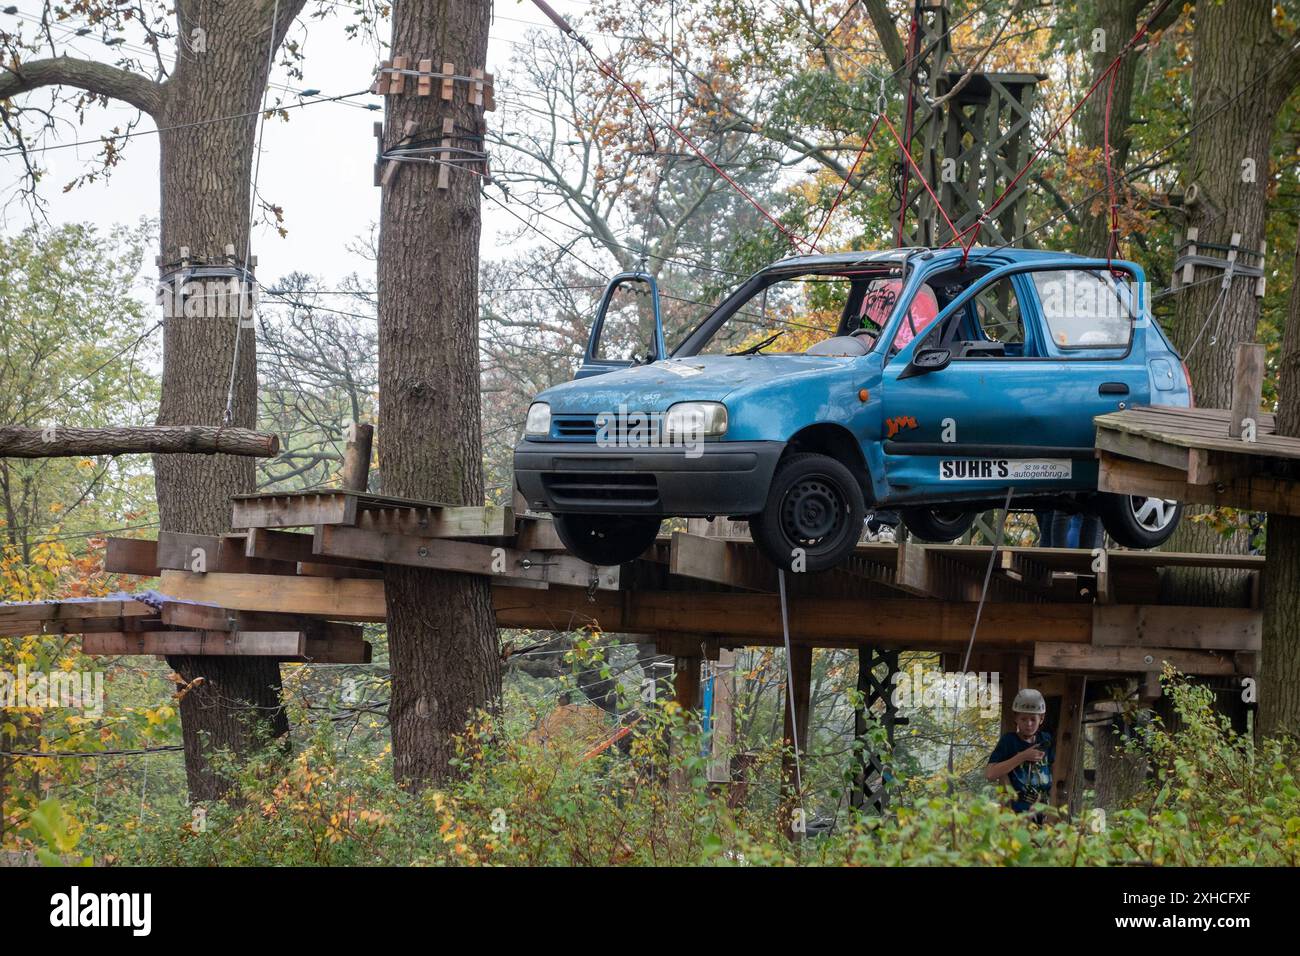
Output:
left=470, top=67, right=485, bottom=107
left=437, top=117, right=454, bottom=190
left=417, top=58, right=433, bottom=96
left=390, top=55, right=408, bottom=95
left=483, top=71, right=495, bottom=111
left=372, top=59, right=392, bottom=95
left=104, top=537, right=161, bottom=576
left=441, top=61, right=454, bottom=100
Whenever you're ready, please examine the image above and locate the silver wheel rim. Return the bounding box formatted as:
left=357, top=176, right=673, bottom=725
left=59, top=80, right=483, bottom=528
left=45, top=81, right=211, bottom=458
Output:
left=1128, top=496, right=1177, bottom=532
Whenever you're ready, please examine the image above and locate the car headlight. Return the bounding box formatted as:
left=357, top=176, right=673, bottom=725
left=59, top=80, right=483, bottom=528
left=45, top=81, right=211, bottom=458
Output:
left=663, top=402, right=728, bottom=440
left=524, top=402, right=551, bottom=437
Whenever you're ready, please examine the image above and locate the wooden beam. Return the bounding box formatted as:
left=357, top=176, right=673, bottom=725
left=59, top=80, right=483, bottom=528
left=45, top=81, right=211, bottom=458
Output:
left=1092, top=605, right=1260, bottom=651
left=0, top=425, right=279, bottom=459
left=157, top=531, right=281, bottom=574
left=668, top=532, right=776, bottom=591
left=104, top=537, right=161, bottom=577
left=158, top=571, right=386, bottom=620
left=0, top=616, right=165, bottom=638
left=1098, top=452, right=1300, bottom=517
left=159, top=602, right=362, bottom=640
left=315, top=524, right=619, bottom=589
left=782, top=644, right=813, bottom=838
left=512, top=516, right=564, bottom=551
left=355, top=503, right=514, bottom=538
left=0, top=597, right=155, bottom=627
left=245, top=528, right=380, bottom=571
left=673, top=655, right=701, bottom=709
left=341, top=423, right=374, bottom=491
left=1033, top=642, right=1238, bottom=676
left=82, top=630, right=307, bottom=657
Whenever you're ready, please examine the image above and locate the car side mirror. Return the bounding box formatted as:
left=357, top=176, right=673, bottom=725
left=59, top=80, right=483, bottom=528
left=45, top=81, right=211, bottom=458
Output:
left=898, top=347, right=951, bottom=380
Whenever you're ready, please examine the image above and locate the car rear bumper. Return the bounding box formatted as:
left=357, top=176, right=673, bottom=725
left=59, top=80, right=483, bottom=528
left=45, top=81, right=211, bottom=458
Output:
left=513, top=440, right=786, bottom=516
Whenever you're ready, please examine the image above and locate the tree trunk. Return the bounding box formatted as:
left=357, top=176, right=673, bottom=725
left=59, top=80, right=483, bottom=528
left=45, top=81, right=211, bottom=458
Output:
left=154, top=1, right=306, bottom=802
left=378, top=0, right=501, bottom=788
left=1162, top=0, right=1299, bottom=603
left=1259, top=221, right=1300, bottom=737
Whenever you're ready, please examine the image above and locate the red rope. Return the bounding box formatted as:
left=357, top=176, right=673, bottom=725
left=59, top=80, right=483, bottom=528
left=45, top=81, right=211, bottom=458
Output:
left=807, top=112, right=884, bottom=249
left=1103, top=64, right=1121, bottom=271
left=895, top=6, right=922, bottom=246
left=879, top=113, right=963, bottom=242
left=953, top=0, right=1176, bottom=261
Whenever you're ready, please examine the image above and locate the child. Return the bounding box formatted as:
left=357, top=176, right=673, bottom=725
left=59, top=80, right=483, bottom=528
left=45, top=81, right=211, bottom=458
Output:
left=985, top=688, right=1054, bottom=819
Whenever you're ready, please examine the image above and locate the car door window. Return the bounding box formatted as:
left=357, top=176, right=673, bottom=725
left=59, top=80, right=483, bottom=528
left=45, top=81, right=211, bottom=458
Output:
left=594, top=280, right=658, bottom=362
left=1031, top=270, right=1132, bottom=349
left=972, top=277, right=1024, bottom=345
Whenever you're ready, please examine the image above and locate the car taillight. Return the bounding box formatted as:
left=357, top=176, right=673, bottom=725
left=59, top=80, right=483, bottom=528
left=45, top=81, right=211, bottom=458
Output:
left=1181, top=360, right=1195, bottom=407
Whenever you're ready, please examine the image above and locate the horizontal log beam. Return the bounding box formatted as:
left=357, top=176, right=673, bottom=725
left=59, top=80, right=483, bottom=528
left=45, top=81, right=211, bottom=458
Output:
left=0, top=597, right=155, bottom=627
left=1033, top=641, right=1240, bottom=676
left=158, top=571, right=385, bottom=620
left=0, top=425, right=278, bottom=459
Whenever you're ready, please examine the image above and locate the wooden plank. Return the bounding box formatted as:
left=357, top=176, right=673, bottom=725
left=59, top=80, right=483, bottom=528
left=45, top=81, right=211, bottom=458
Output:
left=296, top=562, right=386, bottom=580
left=104, top=537, right=161, bottom=576
left=231, top=493, right=357, bottom=529
left=1095, top=427, right=1193, bottom=472
left=357, top=503, right=515, bottom=538
left=160, top=602, right=360, bottom=639
left=156, top=531, right=281, bottom=574
left=0, top=615, right=165, bottom=638
left=1033, top=642, right=1237, bottom=676
left=512, top=516, right=564, bottom=551
left=668, top=532, right=776, bottom=591
left=0, top=598, right=154, bottom=627
left=298, top=636, right=372, bottom=664
left=315, top=524, right=619, bottom=590
left=158, top=571, right=386, bottom=621
left=1092, top=605, right=1259, bottom=650
left=81, top=630, right=307, bottom=657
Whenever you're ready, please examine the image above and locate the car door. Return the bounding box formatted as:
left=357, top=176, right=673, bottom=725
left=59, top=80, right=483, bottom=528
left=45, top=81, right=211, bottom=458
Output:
left=878, top=264, right=1146, bottom=501
left=576, top=272, right=667, bottom=379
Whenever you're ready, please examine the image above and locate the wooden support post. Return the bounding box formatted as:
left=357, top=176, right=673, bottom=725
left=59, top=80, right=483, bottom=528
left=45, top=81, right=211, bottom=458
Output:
left=1000, top=654, right=1029, bottom=733
left=673, top=655, right=701, bottom=710
left=707, top=649, right=737, bottom=784
left=1052, top=676, right=1086, bottom=811
left=341, top=423, right=374, bottom=491
left=781, top=644, right=812, bottom=838
left=0, top=425, right=278, bottom=459
left=1228, top=343, right=1265, bottom=440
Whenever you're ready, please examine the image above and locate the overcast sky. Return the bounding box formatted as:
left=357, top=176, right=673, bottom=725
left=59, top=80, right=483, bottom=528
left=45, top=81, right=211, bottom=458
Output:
left=1, top=1, right=599, bottom=295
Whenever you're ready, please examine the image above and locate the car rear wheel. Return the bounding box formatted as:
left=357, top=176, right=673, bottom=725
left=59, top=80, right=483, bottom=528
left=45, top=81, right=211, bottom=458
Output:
left=1095, top=493, right=1182, bottom=549
left=552, top=514, right=662, bottom=566
left=750, top=452, right=866, bottom=572
left=899, top=507, right=977, bottom=543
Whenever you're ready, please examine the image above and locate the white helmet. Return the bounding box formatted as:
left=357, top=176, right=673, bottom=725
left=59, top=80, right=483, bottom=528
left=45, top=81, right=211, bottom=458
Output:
left=1012, top=688, right=1046, bottom=715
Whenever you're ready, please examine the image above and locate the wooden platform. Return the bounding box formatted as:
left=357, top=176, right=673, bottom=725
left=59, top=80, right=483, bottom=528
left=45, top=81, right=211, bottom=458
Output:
left=1096, top=405, right=1300, bottom=514
left=0, top=485, right=1263, bottom=680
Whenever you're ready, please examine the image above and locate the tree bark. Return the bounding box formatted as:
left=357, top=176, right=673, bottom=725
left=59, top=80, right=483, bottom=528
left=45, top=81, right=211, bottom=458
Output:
left=1162, top=0, right=1300, bottom=604
left=1259, top=220, right=1300, bottom=737
left=0, top=425, right=278, bottom=458
left=378, top=0, right=501, bottom=788
left=151, top=0, right=306, bottom=802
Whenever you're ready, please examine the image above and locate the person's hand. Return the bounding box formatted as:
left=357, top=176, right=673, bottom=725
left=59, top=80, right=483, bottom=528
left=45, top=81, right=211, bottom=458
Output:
left=1020, top=745, right=1046, bottom=764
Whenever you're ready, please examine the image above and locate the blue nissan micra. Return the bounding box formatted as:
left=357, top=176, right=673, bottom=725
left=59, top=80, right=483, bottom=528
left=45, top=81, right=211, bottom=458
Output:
left=514, top=248, right=1191, bottom=571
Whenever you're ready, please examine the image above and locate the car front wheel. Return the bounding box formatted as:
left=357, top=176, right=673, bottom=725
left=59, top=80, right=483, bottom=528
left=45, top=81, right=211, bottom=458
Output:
left=1095, top=494, right=1183, bottom=549
left=552, top=514, right=662, bottom=566
left=750, top=452, right=866, bottom=572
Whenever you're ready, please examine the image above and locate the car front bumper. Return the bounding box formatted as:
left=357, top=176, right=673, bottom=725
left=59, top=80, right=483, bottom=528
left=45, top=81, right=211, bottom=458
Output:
left=513, top=440, right=786, bottom=516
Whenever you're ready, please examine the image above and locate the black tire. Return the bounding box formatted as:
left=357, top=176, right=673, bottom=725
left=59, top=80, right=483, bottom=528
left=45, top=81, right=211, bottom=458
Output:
left=750, top=452, right=866, bottom=572
left=899, top=507, right=977, bottom=543
left=1094, top=493, right=1183, bottom=549
left=552, top=513, right=662, bottom=566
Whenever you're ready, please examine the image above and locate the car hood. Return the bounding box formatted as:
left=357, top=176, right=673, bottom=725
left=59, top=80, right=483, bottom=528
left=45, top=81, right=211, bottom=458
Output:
left=538, top=354, right=858, bottom=412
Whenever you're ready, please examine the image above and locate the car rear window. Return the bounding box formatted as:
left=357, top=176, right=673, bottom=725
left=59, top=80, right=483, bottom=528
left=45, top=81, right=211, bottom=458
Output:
left=1031, top=270, right=1132, bottom=349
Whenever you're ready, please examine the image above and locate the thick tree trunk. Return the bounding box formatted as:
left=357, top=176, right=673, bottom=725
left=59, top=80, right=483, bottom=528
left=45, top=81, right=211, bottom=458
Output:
left=378, top=0, right=501, bottom=788
left=0, top=425, right=278, bottom=458
left=1259, top=222, right=1300, bottom=737
left=154, top=1, right=306, bottom=802
left=1162, top=0, right=1299, bottom=604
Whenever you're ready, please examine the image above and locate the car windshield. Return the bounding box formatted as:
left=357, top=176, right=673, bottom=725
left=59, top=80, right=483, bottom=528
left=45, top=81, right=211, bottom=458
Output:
left=671, top=269, right=904, bottom=356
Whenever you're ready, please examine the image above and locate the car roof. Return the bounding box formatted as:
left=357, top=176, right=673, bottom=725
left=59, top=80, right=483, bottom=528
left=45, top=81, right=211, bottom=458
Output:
left=764, top=247, right=1114, bottom=274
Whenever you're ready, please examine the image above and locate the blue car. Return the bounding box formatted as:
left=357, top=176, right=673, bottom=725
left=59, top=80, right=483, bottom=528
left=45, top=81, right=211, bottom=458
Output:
left=514, top=248, right=1191, bottom=570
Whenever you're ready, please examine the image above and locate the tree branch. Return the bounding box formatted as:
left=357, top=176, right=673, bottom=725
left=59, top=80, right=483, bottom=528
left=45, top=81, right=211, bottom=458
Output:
left=0, top=56, right=163, bottom=117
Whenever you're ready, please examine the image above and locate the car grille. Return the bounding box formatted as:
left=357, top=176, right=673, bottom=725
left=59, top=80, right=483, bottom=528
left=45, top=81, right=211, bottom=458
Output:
left=541, top=471, right=660, bottom=508
left=551, top=412, right=663, bottom=443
